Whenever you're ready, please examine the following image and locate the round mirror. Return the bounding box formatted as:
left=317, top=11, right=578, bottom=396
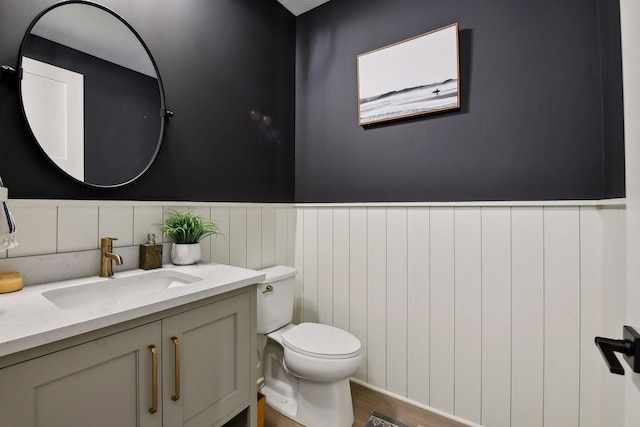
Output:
left=18, top=1, right=167, bottom=188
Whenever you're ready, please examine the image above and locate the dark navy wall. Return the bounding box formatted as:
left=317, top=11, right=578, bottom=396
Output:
left=0, top=1, right=626, bottom=203
left=295, top=0, right=625, bottom=202
left=0, top=0, right=295, bottom=201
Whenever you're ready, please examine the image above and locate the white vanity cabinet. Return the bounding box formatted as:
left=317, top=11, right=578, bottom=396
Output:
left=0, top=290, right=255, bottom=427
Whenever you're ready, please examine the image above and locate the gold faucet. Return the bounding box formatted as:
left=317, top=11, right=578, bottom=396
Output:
left=100, top=237, right=123, bottom=277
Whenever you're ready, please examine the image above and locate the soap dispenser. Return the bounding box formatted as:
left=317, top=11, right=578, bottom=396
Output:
left=139, top=234, right=163, bottom=270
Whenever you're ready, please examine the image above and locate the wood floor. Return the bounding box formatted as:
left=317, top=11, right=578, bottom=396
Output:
left=264, top=381, right=467, bottom=427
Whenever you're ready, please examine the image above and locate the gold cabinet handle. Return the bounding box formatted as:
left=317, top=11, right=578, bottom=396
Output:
left=171, top=337, right=181, bottom=401
left=148, top=345, right=158, bottom=414
left=262, top=285, right=274, bottom=294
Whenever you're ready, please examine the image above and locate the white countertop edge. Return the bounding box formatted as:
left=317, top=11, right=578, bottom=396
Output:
left=0, top=263, right=265, bottom=358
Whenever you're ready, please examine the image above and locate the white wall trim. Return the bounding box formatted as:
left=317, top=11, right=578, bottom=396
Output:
left=6, top=199, right=296, bottom=208
left=5, top=198, right=625, bottom=208
left=295, top=198, right=626, bottom=208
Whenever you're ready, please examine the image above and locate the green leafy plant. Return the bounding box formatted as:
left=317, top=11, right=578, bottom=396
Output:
left=160, top=209, right=222, bottom=244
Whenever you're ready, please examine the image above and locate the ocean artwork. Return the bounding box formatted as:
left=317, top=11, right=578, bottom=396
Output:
left=358, top=23, right=460, bottom=125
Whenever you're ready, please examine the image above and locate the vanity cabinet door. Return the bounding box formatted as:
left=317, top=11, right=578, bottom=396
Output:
left=0, top=321, right=162, bottom=427
left=162, top=292, right=251, bottom=427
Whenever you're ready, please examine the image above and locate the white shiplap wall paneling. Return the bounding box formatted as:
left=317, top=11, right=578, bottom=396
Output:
left=578, top=207, right=603, bottom=427
left=190, top=206, right=211, bottom=262
left=407, top=207, right=430, bottom=405
left=599, top=207, right=626, bottom=427
left=367, top=208, right=387, bottom=389
left=275, top=207, right=289, bottom=266
left=99, top=206, right=134, bottom=247
left=350, top=208, right=368, bottom=381
left=317, top=208, right=334, bottom=325
left=261, top=206, right=276, bottom=269
left=132, top=206, right=163, bottom=248
left=229, top=207, right=248, bottom=268
left=386, top=208, right=408, bottom=397
left=544, top=207, right=581, bottom=427
left=333, top=208, right=351, bottom=333
left=453, top=207, right=482, bottom=424
left=7, top=200, right=614, bottom=427
left=294, top=208, right=305, bottom=324
left=481, top=207, right=512, bottom=427
left=246, top=207, right=262, bottom=270
left=211, top=206, right=231, bottom=264
left=429, top=207, right=455, bottom=414
left=511, top=207, right=544, bottom=427
left=287, top=207, right=297, bottom=268
left=303, top=208, right=319, bottom=323
left=10, top=205, right=57, bottom=257
left=58, top=206, right=99, bottom=252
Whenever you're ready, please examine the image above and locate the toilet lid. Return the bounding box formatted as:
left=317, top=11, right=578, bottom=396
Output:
left=281, top=323, right=362, bottom=359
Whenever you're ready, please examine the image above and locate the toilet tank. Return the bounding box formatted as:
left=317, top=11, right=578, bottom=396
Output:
left=256, top=266, right=297, bottom=334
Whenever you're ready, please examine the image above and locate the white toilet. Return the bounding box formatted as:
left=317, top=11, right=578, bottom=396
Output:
left=256, top=266, right=363, bottom=427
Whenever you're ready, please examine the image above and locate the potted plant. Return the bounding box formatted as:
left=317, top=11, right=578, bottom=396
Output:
left=160, top=209, right=222, bottom=265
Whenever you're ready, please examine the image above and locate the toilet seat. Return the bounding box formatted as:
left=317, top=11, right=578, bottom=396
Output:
left=282, top=322, right=362, bottom=360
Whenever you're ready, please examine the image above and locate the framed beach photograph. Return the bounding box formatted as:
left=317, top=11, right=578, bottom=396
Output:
left=357, top=23, right=460, bottom=126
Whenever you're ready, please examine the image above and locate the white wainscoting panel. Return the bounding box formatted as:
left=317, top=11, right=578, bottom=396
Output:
left=333, top=208, right=351, bottom=333
left=294, top=204, right=621, bottom=427
left=303, top=208, right=318, bottom=323
left=406, top=208, right=430, bottom=404
left=211, top=206, right=231, bottom=264
left=3, top=199, right=620, bottom=427
left=350, top=208, right=368, bottom=381
left=317, top=208, right=334, bottom=326
left=386, top=208, right=408, bottom=396
left=511, top=207, right=544, bottom=427
left=481, top=207, right=512, bottom=427
left=454, top=208, right=482, bottom=424
left=58, top=205, right=99, bottom=252
left=3, top=201, right=296, bottom=286
left=246, top=207, right=263, bottom=270
left=229, top=207, right=248, bottom=268
left=544, top=208, right=581, bottom=427
left=579, top=207, right=604, bottom=427
left=261, top=206, right=276, bottom=269
left=367, top=208, right=387, bottom=389
left=429, top=207, right=456, bottom=415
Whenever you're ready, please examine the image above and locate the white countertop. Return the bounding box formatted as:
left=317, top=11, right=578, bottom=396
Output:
left=0, top=263, right=265, bottom=358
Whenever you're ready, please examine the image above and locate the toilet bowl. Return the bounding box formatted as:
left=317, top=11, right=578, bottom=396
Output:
left=256, top=266, right=363, bottom=427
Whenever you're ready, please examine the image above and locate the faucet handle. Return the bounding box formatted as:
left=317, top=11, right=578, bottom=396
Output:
left=101, top=237, right=119, bottom=247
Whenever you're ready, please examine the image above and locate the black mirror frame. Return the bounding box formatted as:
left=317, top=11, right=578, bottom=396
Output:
left=17, top=0, right=170, bottom=188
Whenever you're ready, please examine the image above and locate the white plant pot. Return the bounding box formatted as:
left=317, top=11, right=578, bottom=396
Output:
left=171, top=243, right=201, bottom=265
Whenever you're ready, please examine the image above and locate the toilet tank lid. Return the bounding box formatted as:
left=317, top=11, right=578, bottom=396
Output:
left=257, top=265, right=297, bottom=284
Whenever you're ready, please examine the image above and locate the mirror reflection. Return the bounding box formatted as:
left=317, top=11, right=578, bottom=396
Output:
left=19, top=1, right=166, bottom=187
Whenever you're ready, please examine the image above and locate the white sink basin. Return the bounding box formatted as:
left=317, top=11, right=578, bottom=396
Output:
left=43, top=270, right=203, bottom=312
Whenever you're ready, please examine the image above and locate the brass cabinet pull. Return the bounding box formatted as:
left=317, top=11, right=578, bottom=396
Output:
left=148, top=345, right=158, bottom=414
left=262, top=285, right=274, bottom=294
left=171, top=336, right=181, bottom=401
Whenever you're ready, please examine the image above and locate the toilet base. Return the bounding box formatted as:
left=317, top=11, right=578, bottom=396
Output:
left=262, top=378, right=355, bottom=427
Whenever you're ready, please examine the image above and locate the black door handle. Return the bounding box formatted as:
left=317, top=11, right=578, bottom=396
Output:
left=595, top=325, right=640, bottom=375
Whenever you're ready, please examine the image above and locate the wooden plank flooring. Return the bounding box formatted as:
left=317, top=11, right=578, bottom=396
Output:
left=264, top=381, right=467, bottom=427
